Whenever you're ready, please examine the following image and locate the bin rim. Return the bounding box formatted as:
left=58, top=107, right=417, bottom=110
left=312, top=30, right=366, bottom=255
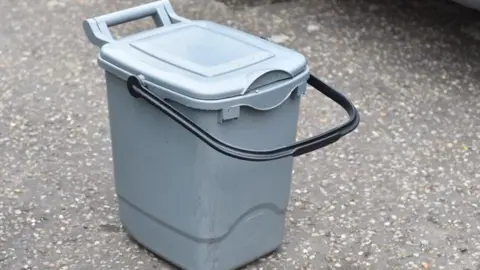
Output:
left=98, top=54, right=311, bottom=111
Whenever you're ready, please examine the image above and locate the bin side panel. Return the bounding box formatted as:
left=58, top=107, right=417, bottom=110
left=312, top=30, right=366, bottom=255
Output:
left=105, top=72, right=303, bottom=269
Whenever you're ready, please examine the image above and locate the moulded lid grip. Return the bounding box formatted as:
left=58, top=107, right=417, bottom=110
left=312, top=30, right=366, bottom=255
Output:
left=243, top=69, right=293, bottom=94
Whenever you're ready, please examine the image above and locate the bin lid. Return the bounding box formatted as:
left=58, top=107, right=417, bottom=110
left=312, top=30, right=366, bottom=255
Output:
left=98, top=20, right=307, bottom=101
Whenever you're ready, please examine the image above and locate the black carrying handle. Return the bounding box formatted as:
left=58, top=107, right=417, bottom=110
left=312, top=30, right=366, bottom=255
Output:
left=126, top=74, right=360, bottom=162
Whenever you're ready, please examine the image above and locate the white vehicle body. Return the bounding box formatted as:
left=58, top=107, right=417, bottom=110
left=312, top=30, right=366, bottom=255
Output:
left=452, top=0, right=480, bottom=10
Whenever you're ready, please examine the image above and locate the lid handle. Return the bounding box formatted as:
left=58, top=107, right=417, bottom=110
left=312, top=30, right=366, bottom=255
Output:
left=83, top=0, right=186, bottom=47
left=127, top=74, right=360, bottom=162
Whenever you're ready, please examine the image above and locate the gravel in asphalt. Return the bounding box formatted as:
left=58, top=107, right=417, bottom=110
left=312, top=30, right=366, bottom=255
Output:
left=1, top=0, right=480, bottom=269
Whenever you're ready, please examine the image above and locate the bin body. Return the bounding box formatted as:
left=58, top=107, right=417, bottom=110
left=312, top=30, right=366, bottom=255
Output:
left=106, top=72, right=303, bottom=269
left=88, top=10, right=310, bottom=269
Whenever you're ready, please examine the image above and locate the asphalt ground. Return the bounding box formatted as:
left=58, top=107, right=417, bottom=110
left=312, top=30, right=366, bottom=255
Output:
left=0, top=0, right=479, bottom=269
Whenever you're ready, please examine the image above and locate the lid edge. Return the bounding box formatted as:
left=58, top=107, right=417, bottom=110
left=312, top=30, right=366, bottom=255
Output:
left=98, top=55, right=310, bottom=111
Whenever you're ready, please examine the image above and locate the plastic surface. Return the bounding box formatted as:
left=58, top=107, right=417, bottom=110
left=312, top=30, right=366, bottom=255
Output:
left=96, top=20, right=308, bottom=104
left=99, top=56, right=309, bottom=112
left=105, top=72, right=301, bottom=269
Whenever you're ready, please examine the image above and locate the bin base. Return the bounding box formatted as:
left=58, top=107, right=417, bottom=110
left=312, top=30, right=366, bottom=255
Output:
left=118, top=196, right=286, bottom=270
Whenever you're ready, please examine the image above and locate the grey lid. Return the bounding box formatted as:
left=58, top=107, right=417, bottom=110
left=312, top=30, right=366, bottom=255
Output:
left=98, top=20, right=307, bottom=101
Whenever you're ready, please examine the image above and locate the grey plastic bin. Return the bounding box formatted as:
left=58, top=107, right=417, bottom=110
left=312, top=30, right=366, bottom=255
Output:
left=83, top=1, right=359, bottom=269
